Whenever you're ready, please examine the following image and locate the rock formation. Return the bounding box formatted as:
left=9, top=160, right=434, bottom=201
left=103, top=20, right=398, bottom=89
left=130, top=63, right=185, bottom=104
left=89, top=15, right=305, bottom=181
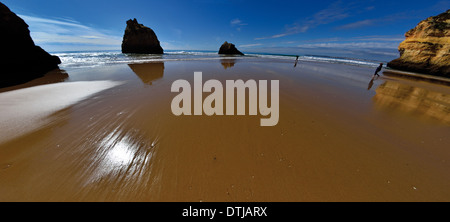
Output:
left=218, top=41, right=244, bottom=55
left=0, top=2, right=61, bottom=88
left=388, top=10, right=450, bottom=77
left=121, top=18, right=163, bottom=54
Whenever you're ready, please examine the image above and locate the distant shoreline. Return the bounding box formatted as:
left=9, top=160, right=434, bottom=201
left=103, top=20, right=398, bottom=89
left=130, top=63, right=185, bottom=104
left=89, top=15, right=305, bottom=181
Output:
left=51, top=50, right=389, bottom=70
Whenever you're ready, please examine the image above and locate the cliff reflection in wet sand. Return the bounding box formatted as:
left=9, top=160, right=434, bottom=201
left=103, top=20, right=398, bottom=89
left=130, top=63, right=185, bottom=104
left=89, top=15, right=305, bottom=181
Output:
left=128, top=62, right=164, bottom=84
left=373, top=80, right=450, bottom=124
left=0, top=69, right=69, bottom=93
left=221, top=59, right=236, bottom=69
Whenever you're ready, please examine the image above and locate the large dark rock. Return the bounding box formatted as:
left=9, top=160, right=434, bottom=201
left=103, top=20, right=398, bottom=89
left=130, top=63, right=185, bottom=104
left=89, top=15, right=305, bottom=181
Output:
left=387, top=10, right=450, bottom=77
left=218, top=41, right=244, bottom=55
left=0, top=2, right=61, bottom=88
left=121, top=18, right=163, bottom=54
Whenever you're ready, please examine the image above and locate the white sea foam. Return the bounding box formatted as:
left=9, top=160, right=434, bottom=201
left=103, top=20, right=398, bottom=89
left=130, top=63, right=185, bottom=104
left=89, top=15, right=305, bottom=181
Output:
left=53, top=50, right=384, bottom=69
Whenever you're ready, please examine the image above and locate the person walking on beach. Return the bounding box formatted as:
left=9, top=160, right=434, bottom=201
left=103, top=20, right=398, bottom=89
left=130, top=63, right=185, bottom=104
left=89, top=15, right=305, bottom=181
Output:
left=373, top=63, right=383, bottom=77
left=294, top=55, right=299, bottom=67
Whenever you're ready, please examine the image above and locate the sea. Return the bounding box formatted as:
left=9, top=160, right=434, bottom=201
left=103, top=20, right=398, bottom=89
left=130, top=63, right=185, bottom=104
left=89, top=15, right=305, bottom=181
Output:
left=53, top=50, right=393, bottom=70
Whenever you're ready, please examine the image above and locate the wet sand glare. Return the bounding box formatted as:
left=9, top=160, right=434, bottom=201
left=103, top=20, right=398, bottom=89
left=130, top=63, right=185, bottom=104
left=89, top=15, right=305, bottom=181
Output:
left=0, top=59, right=450, bottom=201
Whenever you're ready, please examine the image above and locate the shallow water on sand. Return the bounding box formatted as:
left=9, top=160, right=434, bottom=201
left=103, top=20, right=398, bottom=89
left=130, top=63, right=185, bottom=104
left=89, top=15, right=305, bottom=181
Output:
left=0, top=58, right=449, bottom=201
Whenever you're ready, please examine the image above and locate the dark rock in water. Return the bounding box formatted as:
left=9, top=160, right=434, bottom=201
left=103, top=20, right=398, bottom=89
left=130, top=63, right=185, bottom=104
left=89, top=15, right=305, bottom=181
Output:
left=0, top=2, right=61, bottom=88
left=218, top=41, right=244, bottom=55
left=387, top=9, right=450, bottom=77
left=121, top=18, right=164, bottom=54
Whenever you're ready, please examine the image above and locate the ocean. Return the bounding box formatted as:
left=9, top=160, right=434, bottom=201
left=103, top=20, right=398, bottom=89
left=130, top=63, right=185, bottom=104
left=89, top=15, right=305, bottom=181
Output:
left=53, top=50, right=389, bottom=70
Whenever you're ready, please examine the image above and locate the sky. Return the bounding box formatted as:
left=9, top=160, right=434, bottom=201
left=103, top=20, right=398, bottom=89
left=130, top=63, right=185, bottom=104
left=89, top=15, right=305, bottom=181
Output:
left=3, top=0, right=449, bottom=59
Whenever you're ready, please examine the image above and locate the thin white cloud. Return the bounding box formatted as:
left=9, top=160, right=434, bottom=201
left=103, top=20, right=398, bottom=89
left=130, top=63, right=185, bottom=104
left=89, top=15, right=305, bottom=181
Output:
left=300, top=35, right=403, bottom=44
left=239, top=43, right=262, bottom=48
left=230, top=18, right=241, bottom=25
left=18, top=14, right=122, bottom=47
left=30, top=32, right=121, bottom=45
left=255, top=33, right=288, bottom=40
left=298, top=42, right=399, bottom=49
left=230, top=18, right=247, bottom=26
left=19, top=15, right=90, bottom=29
left=352, top=35, right=405, bottom=42
left=80, top=35, right=103, bottom=39
left=302, top=37, right=341, bottom=43
left=306, top=1, right=350, bottom=26
left=335, top=19, right=375, bottom=30
left=335, top=11, right=417, bottom=30
left=230, top=18, right=248, bottom=31
left=255, top=1, right=351, bottom=40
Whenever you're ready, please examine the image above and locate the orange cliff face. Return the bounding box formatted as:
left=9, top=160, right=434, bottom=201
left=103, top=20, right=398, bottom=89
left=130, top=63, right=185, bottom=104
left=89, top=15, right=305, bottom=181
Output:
left=388, top=10, right=450, bottom=77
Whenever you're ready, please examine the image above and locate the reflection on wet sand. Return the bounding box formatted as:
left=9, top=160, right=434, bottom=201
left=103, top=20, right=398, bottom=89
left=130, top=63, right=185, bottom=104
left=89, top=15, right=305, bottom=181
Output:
left=373, top=80, right=450, bottom=124
left=221, top=59, right=236, bottom=69
left=128, top=62, right=164, bottom=84
left=0, top=72, right=164, bottom=200
left=2, top=61, right=450, bottom=201
left=367, top=77, right=376, bottom=90
left=0, top=69, right=69, bottom=93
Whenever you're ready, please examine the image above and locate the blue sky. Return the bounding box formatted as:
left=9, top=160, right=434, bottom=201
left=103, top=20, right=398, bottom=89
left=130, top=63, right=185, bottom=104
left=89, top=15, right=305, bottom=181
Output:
left=3, top=0, right=449, bottom=59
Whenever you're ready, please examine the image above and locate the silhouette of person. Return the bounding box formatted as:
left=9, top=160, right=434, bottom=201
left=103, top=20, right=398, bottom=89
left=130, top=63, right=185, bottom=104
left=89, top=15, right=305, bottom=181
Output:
left=294, top=55, right=299, bottom=67
left=374, top=63, right=383, bottom=77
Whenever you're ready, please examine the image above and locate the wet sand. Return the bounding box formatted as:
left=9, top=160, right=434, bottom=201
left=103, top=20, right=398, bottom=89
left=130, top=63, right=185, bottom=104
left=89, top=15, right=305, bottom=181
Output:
left=1, top=58, right=450, bottom=201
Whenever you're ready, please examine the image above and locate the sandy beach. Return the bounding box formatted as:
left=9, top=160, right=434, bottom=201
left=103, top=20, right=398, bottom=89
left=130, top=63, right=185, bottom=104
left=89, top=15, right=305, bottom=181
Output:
left=1, top=58, right=450, bottom=201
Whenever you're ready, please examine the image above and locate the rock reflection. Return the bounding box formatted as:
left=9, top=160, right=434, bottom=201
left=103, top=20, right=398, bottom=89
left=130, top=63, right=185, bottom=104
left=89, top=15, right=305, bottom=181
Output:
left=0, top=68, right=69, bottom=93
left=128, top=62, right=164, bottom=85
left=221, top=59, right=236, bottom=69
left=373, top=81, right=450, bottom=124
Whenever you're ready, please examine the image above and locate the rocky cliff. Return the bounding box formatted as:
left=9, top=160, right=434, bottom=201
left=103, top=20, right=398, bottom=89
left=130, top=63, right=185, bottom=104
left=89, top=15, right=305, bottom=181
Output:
left=0, top=2, right=61, bottom=88
left=218, top=41, right=244, bottom=55
left=121, top=18, right=163, bottom=54
left=388, top=10, right=450, bottom=77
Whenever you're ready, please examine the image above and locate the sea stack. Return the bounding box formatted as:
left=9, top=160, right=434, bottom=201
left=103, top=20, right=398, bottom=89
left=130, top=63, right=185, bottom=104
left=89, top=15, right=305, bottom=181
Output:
left=121, top=18, right=163, bottom=54
left=218, top=41, right=244, bottom=55
left=0, top=2, right=61, bottom=88
left=387, top=9, right=450, bottom=77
